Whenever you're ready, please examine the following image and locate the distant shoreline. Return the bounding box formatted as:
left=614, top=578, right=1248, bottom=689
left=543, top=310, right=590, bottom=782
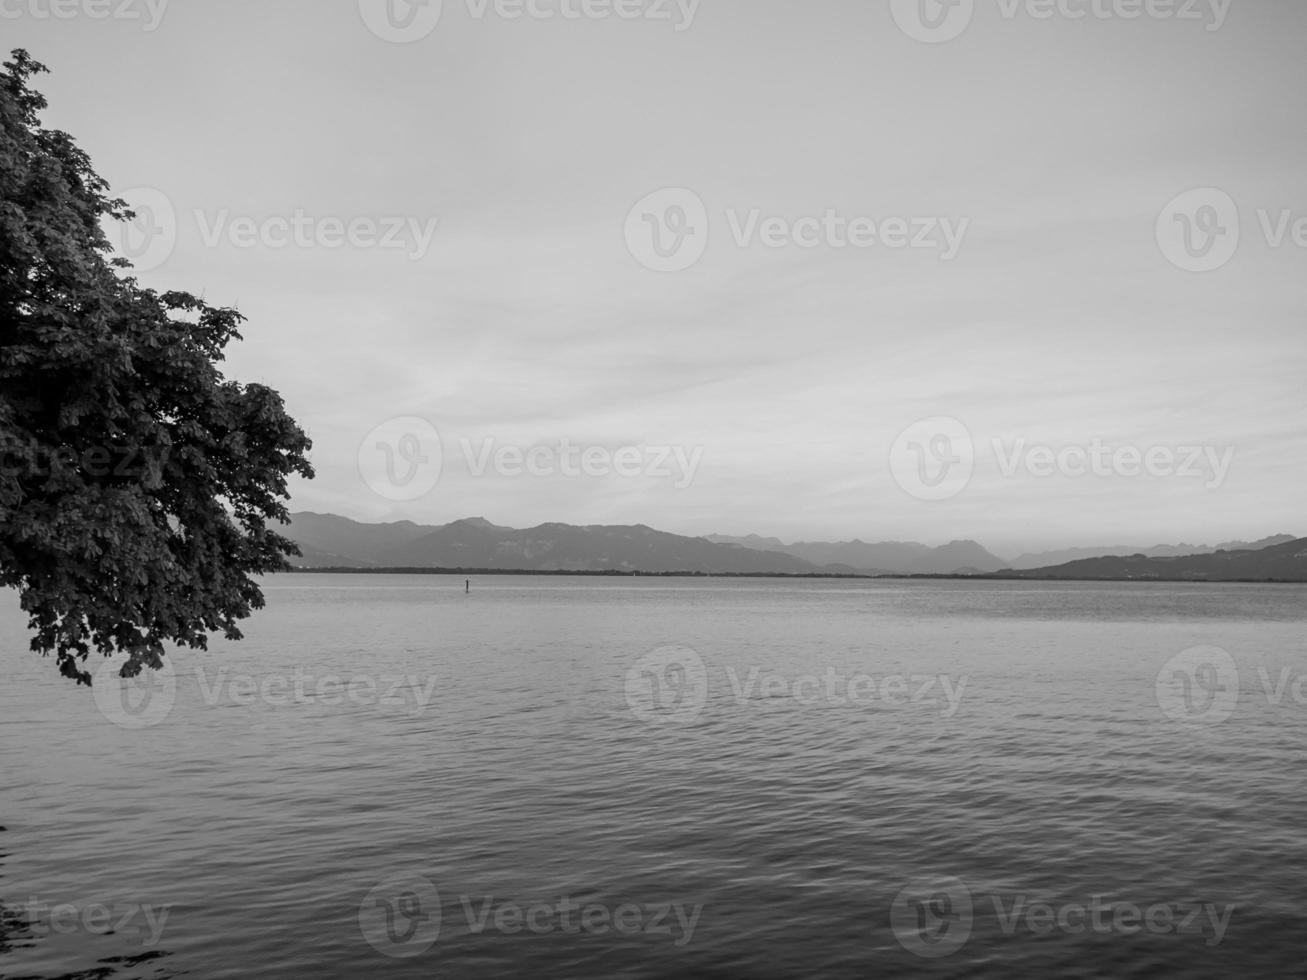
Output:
left=285, top=568, right=1306, bottom=584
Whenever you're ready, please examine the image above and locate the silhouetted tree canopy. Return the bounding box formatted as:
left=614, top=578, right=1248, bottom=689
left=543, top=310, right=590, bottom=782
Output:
left=0, top=50, right=314, bottom=685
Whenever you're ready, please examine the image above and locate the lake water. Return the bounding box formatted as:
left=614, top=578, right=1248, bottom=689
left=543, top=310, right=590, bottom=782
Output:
left=2, top=576, right=1305, bottom=979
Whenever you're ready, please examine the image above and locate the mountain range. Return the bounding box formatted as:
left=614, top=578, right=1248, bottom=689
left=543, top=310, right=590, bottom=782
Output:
left=287, top=513, right=826, bottom=575
left=283, top=514, right=1306, bottom=581
left=1007, top=535, right=1297, bottom=570
left=704, top=535, right=1007, bottom=575
left=994, top=537, right=1307, bottom=582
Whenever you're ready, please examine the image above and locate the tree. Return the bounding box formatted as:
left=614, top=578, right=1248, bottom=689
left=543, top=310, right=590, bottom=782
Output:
left=0, top=50, right=314, bottom=685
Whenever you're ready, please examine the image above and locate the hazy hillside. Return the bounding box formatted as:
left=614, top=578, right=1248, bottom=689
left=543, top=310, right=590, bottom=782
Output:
left=285, top=515, right=1306, bottom=580
left=1010, top=535, right=1298, bottom=570
left=288, top=512, right=434, bottom=566
left=997, top=538, right=1307, bottom=582
left=707, top=535, right=1007, bottom=575
left=287, top=514, right=834, bottom=574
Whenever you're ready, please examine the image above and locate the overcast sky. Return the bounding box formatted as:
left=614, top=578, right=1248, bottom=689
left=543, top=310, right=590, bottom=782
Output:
left=8, top=0, right=1306, bottom=555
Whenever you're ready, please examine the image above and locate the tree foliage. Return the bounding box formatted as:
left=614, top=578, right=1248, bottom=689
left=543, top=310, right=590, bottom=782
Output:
left=0, top=50, right=314, bottom=685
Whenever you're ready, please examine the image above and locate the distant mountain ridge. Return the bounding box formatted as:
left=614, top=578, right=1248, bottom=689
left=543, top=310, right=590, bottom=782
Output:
left=286, top=514, right=840, bottom=575
left=284, top=513, right=1304, bottom=581
left=706, top=535, right=1007, bottom=575
left=1009, top=535, right=1297, bottom=570
left=993, top=538, right=1307, bottom=582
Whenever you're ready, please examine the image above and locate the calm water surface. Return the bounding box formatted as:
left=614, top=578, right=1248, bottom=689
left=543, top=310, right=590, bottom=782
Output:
left=1, top=576, right=1305, bottom=978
